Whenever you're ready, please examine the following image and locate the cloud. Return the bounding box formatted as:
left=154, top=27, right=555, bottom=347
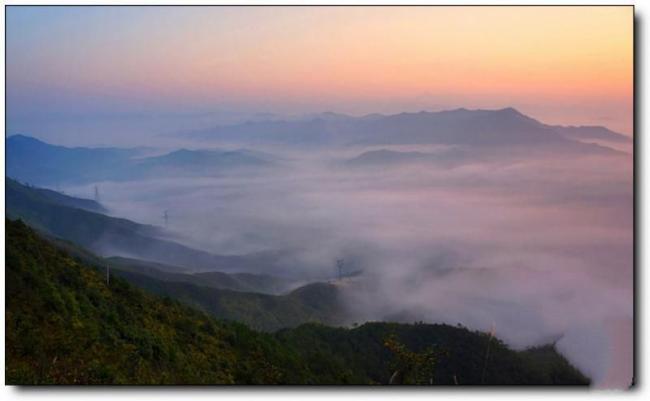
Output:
left=63, top=142, right=632, bottom=387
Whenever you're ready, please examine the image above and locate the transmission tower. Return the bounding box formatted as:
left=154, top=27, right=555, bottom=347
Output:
left=94, top=185, right=100, bottom=202
left=163, top=210, right=169, bottom=227
left=336, top=259, right=345, bottom=281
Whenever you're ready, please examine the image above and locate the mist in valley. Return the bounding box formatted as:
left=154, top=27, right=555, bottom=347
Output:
left=54, top=118, right=633, bottom=388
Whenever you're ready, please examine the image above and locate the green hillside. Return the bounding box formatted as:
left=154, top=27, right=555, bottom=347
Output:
left=112, top=269, right=346, bottom=331
left=6, top=178, right=342, bottom=330
left=106, top=256, right=292, bottom=294
left=5, top=218, right=590, bottom=385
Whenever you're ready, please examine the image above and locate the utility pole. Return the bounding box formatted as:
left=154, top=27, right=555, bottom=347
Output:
left=481, top=322, right=496, bottom=384
left=106, top=264, right=110, bottom=286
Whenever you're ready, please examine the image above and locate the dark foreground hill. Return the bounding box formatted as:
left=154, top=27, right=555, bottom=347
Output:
left=6, top=218, right=589, bottom=385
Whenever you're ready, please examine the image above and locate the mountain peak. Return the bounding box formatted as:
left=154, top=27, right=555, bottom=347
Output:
left=8, top=134, right=44, bottom=144
left=497, top=107, right=524, bottom=116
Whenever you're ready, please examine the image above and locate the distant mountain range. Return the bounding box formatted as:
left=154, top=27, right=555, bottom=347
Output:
left=6, top=135, right=275, bottom=186
left=179, top=107, right=630, bottom=148
left=346, top=140, right=625, bottom=168
left=127, top=148, right=275, bottom=182
left=7, top=108, right=630, bottom=185
left=6, top=134, right=140, bottom=186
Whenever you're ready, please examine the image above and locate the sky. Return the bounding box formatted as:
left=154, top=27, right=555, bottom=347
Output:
left=6, top=5, right=634, bottom=141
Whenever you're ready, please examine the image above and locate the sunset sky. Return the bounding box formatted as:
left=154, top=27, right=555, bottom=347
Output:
left=6, top=6, right=633, bottom=135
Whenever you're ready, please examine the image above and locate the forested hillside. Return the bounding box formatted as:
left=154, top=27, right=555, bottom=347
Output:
left=112, top=269, right=345, bottom=331
left=6, top=218, right=589, bottom=385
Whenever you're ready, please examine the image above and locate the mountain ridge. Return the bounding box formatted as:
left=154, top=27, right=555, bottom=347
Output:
left=178, top=107, right=629, bottom=149
left=6, top=135, right=274, bottom=185
left=5, top=178, right=290, bottom=275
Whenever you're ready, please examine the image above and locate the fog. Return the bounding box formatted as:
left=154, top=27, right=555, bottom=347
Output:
left=59, top=136, right=633, bottom=388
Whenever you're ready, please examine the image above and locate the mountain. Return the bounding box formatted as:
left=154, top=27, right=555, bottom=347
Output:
left=112, top=269, right=345, bottom=331
left=5, top=218, right=590, bottom=384
left=6, top=177, right=160, bottom=255
left=5, top=178, right=287, bottom=274
left=3, top=183, right=342, bottom=328
left=21, top=222, right=343, bottom=329
left=8, top=110, right=628, bottom=185
left=130, top=148, right=273, bottom=178
left=181, top=107, right=628, bottom=150
left=5, top=217, right=307, bottom=384
left=347, top=149, right=438, bottom=167
left=353, top=108, right=563, bottom=146
left=8, top=203, right=333, bottom=329
left=6, top=135, right=139, bottom=186
left=274, top=322, right=589, bottom=385
left=6, top=135, right=274, bottom=185
left=106, top=256, right=293, bottom=295
left=346, top=140, right=624, bottom=168
left=552, top=125, right=632, bottom=143
left=6, top=178, right=107, bottom=213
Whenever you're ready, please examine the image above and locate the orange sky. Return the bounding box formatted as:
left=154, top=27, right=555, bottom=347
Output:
left=7, top=6, right=634, bottom=134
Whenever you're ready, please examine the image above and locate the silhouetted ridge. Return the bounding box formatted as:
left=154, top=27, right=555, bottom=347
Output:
left=179, top=107, right=625, bottom=149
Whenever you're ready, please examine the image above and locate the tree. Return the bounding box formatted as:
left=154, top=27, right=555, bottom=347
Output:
left=384, top=334, right=447, bottom=385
